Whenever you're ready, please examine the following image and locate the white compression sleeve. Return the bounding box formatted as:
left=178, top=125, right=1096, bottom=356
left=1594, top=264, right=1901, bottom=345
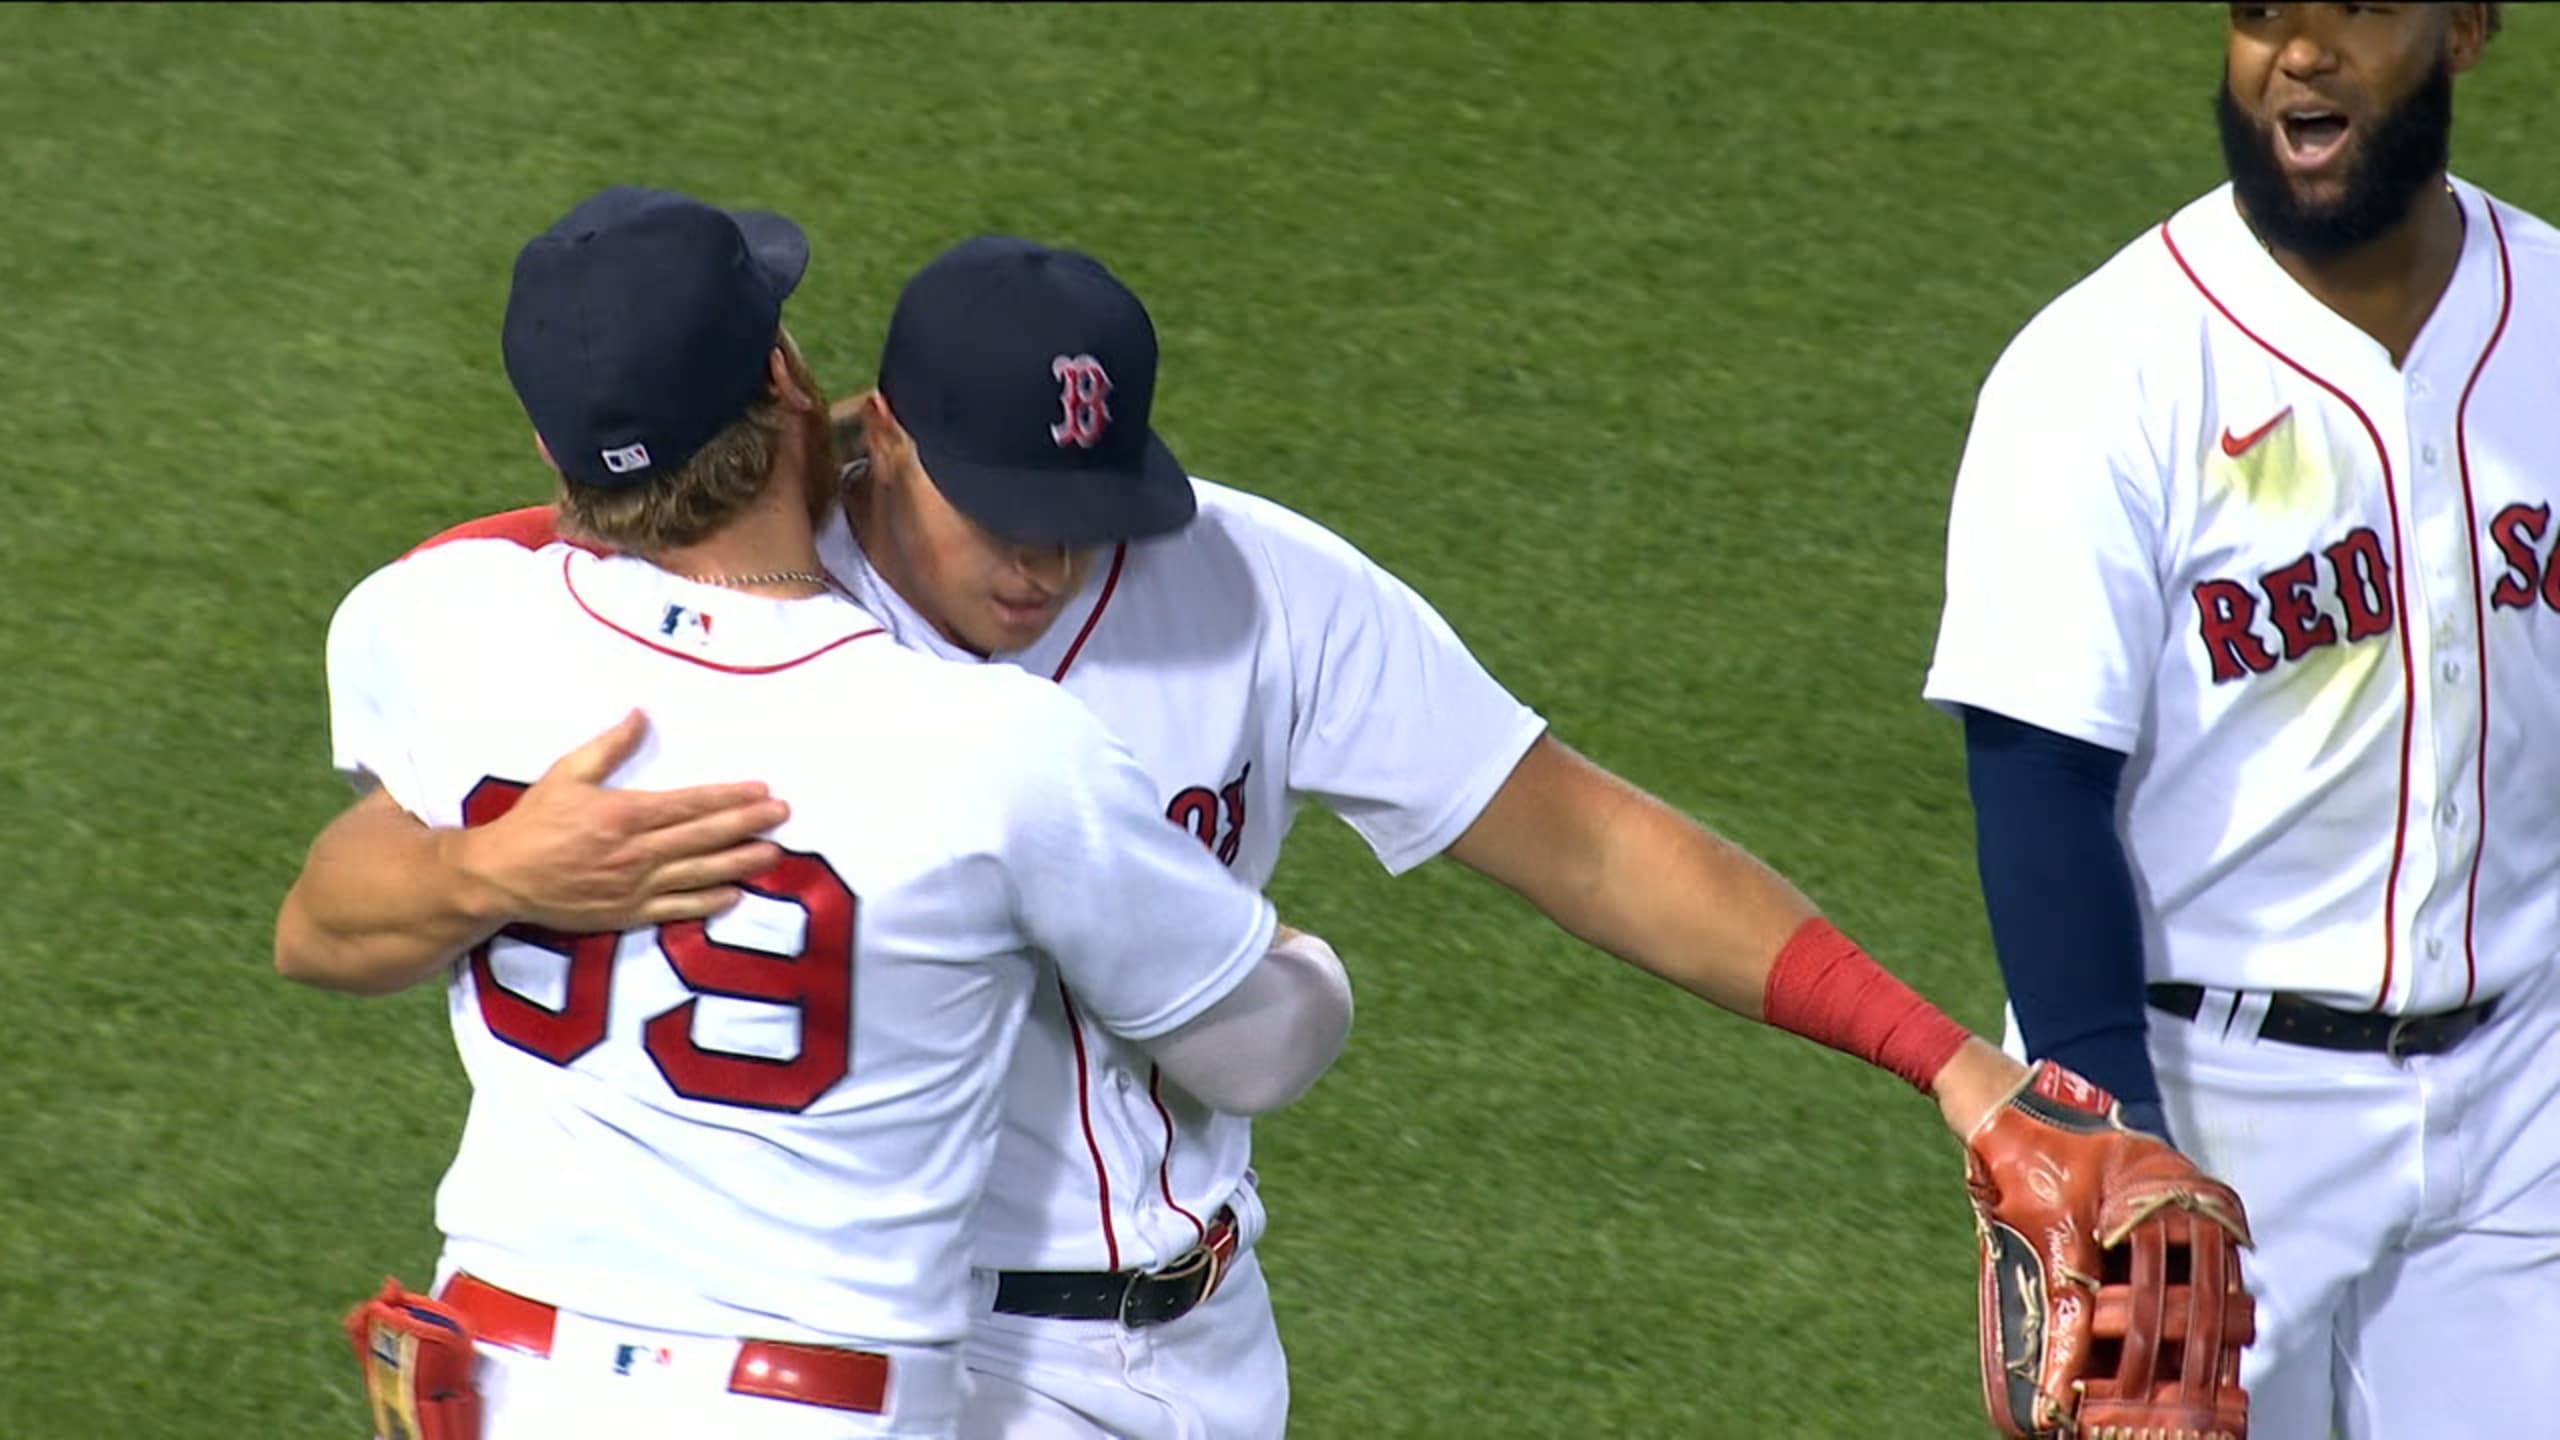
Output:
left=1140, top=930, right=1353, bottom=1116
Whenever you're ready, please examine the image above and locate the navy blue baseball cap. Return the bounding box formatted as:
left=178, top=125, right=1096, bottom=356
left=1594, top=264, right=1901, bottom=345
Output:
left=501, top=185, right=808, bottom=490
left=876, top=236, right=1195, bottom=546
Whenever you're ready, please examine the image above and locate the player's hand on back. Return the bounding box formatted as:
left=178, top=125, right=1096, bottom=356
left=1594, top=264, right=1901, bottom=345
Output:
left=457, top=708, right=790, bottom=933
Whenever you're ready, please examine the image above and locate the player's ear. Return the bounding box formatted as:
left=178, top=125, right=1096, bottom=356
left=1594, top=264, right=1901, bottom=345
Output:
left=532, top=432, right=560, bottom=474
left=768, top=345, right=817, bottom=415
left=2446, top=2, right=2489, bottom=74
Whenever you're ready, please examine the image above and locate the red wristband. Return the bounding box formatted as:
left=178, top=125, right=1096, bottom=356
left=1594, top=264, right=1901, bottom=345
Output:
left=1760, top=917, right=1970, bottom=1094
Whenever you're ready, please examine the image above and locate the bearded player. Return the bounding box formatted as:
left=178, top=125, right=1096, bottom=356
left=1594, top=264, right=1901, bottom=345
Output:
left=276, top=188, right=1356, bottom=1440
left=1926, top=5, right=2556, bottom=1437
left=285, top=229, right=2254, bottom=1437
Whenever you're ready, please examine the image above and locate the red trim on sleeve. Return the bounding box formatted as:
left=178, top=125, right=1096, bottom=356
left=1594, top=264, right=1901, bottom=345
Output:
left=2161, top=222, right=2420, bottom=1014
left=2448, top=199, right=2514, bottom=1006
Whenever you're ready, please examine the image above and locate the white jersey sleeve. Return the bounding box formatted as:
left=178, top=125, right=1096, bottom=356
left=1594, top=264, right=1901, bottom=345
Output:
left=1238, top=495, right=1549, bottom=874
left=324, top=559, right=430, bottom=805
left=1923, top=297, right=2171, bottom=754
left=995, top=675, right=1279, bottom=1040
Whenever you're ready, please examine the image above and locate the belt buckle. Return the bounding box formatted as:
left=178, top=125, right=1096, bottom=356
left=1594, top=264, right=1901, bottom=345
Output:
left=1120, top=1243, right=1219, bottom=1328
left=2384, top=1013, right=2425, bottom=1063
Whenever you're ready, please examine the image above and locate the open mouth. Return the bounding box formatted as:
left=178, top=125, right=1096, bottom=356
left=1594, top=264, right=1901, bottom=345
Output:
left=2277, top=108, right=2352, bottom=172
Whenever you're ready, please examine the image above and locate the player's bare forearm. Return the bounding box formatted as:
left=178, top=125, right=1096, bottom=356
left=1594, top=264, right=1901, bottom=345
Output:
left=277, top=712, right=790, bottom=996
left=1448, top=736, right=2025, bottom=1131
left=1445, top=735, right=1816, bottom=1017
left=274, top=789, right=509, bottom=995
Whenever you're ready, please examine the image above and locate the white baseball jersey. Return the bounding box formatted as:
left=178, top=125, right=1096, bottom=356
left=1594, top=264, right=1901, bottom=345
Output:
left=325, top=513, right=1278, bottom=1349
left=820, top=479, right=1547, bottom=1273
left=1926, top=177, right=2560, bottom=1014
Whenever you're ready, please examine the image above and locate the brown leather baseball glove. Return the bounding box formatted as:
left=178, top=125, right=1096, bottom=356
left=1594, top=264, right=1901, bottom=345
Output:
left=1965, top=1061, right=2255, bottom=1440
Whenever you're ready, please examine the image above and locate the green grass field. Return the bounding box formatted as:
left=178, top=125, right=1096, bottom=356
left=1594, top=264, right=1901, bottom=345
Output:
left=4, top=4, right=2553, bottom=1436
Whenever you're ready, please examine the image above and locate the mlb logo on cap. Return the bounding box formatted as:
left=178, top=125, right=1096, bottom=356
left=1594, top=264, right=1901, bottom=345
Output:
left=876, top=236, right=1196, bottom=547
left=601, top=442, right=654, bottom=474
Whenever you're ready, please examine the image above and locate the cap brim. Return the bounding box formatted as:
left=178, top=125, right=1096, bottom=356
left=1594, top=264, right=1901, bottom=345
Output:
left=920, top=431, right=1197, bottom=548
left=730, top=209, right=809, bottom=300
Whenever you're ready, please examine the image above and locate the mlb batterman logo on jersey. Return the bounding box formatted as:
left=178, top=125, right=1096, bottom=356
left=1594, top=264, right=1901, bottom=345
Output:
left=657, top=603, right=715, bottom=649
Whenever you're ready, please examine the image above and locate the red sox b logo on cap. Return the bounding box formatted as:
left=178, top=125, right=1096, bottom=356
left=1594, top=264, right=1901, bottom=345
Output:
left=1050, top=354, right=1112, bottom=449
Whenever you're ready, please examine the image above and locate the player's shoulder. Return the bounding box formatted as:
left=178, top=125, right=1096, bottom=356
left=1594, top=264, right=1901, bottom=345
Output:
left=1980, top=190, right=2227, bottom=395
left=334, top=508, right=588, bottom=641
left=400, top=505, right=589, bottom=558
left=740, top=642, right=1116, bottom=831
left=1097, top=478, right=1390, bottom=645
left=380, top=506, right=593, bottom=586
left=2473, top=180, right=2560, bottom=269
left=1187, top=476, right=1312, bottom=534
left=887, top=658, right=1136, bottom=802
left=1173, top=477, right=1385, bottom=587
left=881, top=648, right=1106, bottom=745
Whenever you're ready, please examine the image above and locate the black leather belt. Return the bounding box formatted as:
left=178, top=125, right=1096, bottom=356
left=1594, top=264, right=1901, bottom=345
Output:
left=992, top=1207, right=1240, bottom=1328
left=2146, top=983, right=2500, bottom=1060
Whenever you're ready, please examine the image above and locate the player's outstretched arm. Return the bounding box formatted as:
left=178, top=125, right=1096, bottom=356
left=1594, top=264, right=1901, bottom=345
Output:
left=1448, top=737, right=2255, bottom=1435
left=1445, top=733, right=2025, bottom=1133
left=273, top=710, right=788, bottom=995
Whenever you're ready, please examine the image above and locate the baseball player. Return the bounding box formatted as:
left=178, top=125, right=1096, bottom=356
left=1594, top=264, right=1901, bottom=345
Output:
left=290, top=235, right=2253, bottom=1439
left=277, top=187, right=1357, bottom=1440
left=1925, top=4, right=2557, bottom=1437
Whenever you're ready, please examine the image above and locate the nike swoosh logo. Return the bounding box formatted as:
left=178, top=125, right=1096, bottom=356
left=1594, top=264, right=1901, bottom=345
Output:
left=2219, top=407, right=2292, bottom=457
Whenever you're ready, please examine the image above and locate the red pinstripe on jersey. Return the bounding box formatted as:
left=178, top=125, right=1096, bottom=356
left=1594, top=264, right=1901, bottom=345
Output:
left=560, top=553, right=880, bottom=674
left=1051, top=544, right=1128, bottom=682
left=1148, top=1067, right=1209, bottom=1247
left=2160, top=222, right=2419, bottom=1014
left=1046, top=545, right=1131, bottom=1270
left=1053, top=979, right=1120, bottom=1271
left=2448, top=198, right=2515, bottom=1005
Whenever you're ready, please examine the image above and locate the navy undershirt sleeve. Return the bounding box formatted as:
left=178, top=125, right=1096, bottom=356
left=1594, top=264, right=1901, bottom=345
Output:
left=1959, top=705, right=2171, bottom=1144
